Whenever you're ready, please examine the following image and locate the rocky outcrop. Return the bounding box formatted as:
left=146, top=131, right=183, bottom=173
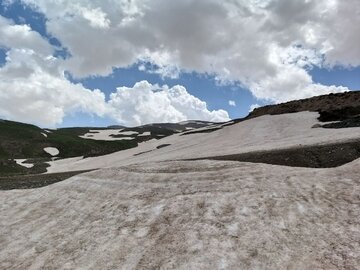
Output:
left=248, top=91, right=360, bottom=120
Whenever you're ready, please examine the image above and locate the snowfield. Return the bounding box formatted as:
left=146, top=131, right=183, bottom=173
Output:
left=47, top=112, right=360, bottom=173
left=1, top=111, right=360, bottom=269
left=1, top=159, right=359, bottom=269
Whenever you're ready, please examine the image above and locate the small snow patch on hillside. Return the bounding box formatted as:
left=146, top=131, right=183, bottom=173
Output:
left=44, top=147, right=59, bottom=156
left=14, top=159, right=34, bottom=168
left=41, top=132, right=48, bottom=137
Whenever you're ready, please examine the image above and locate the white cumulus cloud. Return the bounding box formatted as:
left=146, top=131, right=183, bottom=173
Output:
left=0, top=13, right=229, bottom=127
left=18, top=0, right=357, bottom=101
left=108, top=81, right=230, bottom=126
left=0, top=47, right=228, bottom=126
left=249, top=104, right=260, bottom=112
left=0, top=16, right=52, bottom=55
left=0, top=48, right=109, bottom=127
left=1, top=0, right=360, bottom=126
left=228, top=100, right=236, bottom=107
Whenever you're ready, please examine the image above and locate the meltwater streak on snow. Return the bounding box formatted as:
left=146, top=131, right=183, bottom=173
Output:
left=47, top=112, right=360, bottom=173
left=1, top=159, right=359, bottom=268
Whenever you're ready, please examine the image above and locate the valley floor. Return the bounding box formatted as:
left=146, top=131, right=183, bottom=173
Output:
left=1, top=159, right=359, bottom=269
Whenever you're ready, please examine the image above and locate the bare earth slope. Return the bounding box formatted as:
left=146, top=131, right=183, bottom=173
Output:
left=1, top=159, right=359, bottom=269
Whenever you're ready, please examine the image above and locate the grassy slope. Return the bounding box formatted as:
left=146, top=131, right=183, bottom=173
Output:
left=0, top=119, right=216, bottom=176
left=48, top=130, right=137, bottom=158
left=0, top=120, right=137, bottom=175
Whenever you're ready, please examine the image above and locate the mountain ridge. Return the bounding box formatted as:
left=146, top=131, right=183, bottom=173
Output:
left=1, top=91, right=360, bottom=177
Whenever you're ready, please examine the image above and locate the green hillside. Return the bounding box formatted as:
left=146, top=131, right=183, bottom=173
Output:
left=0, top=120, right=137, bottom=175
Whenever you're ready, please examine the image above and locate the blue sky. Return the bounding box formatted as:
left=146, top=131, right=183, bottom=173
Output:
left=0, top=0, right=359, bottom=127
left=310, top=66, right=360, bottom=90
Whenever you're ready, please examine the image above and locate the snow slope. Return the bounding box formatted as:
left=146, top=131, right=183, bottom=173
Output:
left=47, top=112, right=360, bottom=173
left=1, top=159, right=359, bottom=269
left=1, top=111, right=360, bottom=269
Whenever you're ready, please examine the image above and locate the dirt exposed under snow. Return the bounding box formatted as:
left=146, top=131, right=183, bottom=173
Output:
left=1, top=159, right=359, bottom=269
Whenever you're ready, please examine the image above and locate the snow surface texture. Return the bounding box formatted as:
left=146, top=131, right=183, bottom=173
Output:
left=47, top=112, right=360, bottom=173
left=2, top=111, right=360, bottom=268
left=43, top=147, right=59, bottom=156
left=1, top=159, right=359, bottom=269
left=14, top=159, right=34, bottom=168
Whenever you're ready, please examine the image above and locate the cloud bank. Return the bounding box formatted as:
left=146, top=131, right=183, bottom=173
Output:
left=108, top=81, right=229, bottom=126
left=1, top=0, right=359, bottom=126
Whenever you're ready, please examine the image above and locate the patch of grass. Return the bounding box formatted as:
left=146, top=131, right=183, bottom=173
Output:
left=0, top=119, right=138, bottom=160
left=0, top=120, right=47, bottom=159
left=0, top=158, right=51, bottom=176
left=54, top=127, right=94, bottom=136
left=47, top=132, right=137, bottom=158
left=0, top=162, right=25, bottom=175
